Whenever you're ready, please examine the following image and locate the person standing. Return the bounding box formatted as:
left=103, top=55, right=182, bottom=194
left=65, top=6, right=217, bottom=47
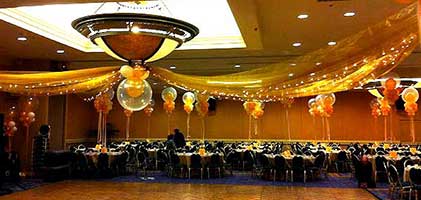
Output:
left=173, top=129, right=186, bottom=148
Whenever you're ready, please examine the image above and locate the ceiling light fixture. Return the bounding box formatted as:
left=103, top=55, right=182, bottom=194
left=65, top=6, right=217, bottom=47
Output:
left=72, top=13, right=199, bottom=65
left=297, top=14, right=309, bottom=19
left=17, top=36, right=27, bottom=41
left=234, top=64, right=241, bottom=68
left=170, top=66, right=176, bottom=69
left=327, top=41, right=337, bottom=46
left=292, top=42, right=302, bottom=47
left=289, top=63, right=297, bottom=66
left=56, top=49, right=65, bottom=54
left=288, top=73, right=294, bottom=77
left=344, top=12, right=355, bottom=17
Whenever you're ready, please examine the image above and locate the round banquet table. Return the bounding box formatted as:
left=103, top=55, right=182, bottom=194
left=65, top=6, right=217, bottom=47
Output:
left=264, top=154, right=316, bottom=167
left=84, top=152, right=122, bottom=167
left=177, top=153, right=224, bottom=168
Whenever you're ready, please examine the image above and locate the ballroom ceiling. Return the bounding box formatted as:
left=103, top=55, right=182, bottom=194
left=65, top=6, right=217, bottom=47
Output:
left=0, top=0, right=418, bottom=78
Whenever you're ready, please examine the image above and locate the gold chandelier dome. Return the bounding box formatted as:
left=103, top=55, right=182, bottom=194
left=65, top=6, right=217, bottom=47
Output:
left=72, top=13, right=199, bottom=64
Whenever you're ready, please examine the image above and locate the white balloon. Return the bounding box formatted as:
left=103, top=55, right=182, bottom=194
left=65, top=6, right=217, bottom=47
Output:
left=27, top=112, right=35, bottom=118
left=117, top=79, right=153, bottom=111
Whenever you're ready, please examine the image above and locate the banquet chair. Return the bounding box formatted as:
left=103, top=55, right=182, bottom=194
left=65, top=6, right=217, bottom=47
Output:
left=309, top=153, right=325, bottom=180
left=350, top=154, right=360, bottom=179
left=387, top=164, right=411, bottom=199
left=168, top=151, right=183, bottom=178
left=207, top=154, right=222, bottom=178
left=97, top=153, right=111, bottom=178
left=117, top=151, right=129, bottom=176
left=74, top=152, right=88, bottom=178
left=335, top=150, right=349, bottom=173
left=189, top=154, right=203, bottom=179
left=243, top=150, right=256, bottom=171
left=374, top=156, right=388, bottom=183
left=255, top=154, right=271, bottom=179
left=291, top=156, right=306, bottom=183
left=225, top=150, right=239, bottom=175
left=396, top=157, right=410, bottom=175
left=156, top=150, right=168, bottom=171
left=409, top=168, right=421, bottom=200
left=273, top=155, right=288, bottom=182
left=136, top=150, right=148, bottom=179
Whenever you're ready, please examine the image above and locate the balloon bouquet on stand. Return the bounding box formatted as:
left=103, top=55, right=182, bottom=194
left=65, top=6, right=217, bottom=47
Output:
left=401, top=86, right=419, bottom=143
left=161, top=87, right=177, bottom=135
left=94, top=90, right=114, bottom=147
left=18, top=96, right=38, bottom=173
left=4, top=106, right=18, bottom=152
left=182, top=92, right=195, bottom=140
left=243, top=100, right=264, bottom=141
left=380, top=76, right=401, bottom=141
left=369, top=99, right=382, bottom=137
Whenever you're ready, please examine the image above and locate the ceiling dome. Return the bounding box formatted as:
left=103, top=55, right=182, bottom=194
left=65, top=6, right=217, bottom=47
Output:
left=72, top=13, right=199, bottom=64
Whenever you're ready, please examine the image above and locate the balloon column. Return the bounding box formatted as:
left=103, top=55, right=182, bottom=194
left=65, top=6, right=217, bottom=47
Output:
left=195, top=94, right=210, bottom=141
left=144, top=99, right=155, bottom=138
left=401, top=86, right=419, bottom=142
left=161, top=87, right=177, bottom=133
left=4, top=106, right=17, bottom=152
left=18, top=96, right=38, bottom=172
left=183, top=92, right=196, bottom=139
left=243, top=100, right=264, bottom=140
left=94, top=90, right=114, bottom=146
left=117, top=65, right=152, bottom=111
left=380, top=76, right=401, bottom=141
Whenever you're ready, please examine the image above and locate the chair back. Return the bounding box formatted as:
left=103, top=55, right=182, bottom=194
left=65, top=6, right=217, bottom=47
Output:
left=190, top=154, right=202, bottom=168
left=209, top=154, right=221, bottom=167
left=274, top=155, right=286, bottom=170
left=97, top=153, right=109, bottom=169
left=292, top=156, right=304, bottom=170
left=375, top=156, right=387, bottom=171
left=337, top=151, right=348, bottom=161
left=388, top=164, right=400, bottom=186
left=404, top=159, right=414, bottom=168
left=314, top=153, right=325, bottom=168
left=409, top=168, right=421, bottom=185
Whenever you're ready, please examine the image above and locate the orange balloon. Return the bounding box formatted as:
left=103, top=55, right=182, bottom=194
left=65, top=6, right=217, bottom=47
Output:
left=385, top=78, right=397, bottom=90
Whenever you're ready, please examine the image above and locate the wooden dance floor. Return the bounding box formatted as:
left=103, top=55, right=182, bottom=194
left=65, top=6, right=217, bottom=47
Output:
left=0, top=181, right=376, bottom=200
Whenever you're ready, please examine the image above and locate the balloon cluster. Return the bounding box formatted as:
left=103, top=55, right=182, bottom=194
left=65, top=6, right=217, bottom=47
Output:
left=382, top=77, right=401, bottom=105
left=94, top=90, right=114, bottom=114
left=401, top=86, right=419, bottom=116
left=195, top=94, right=210, bottom=118
left=4, top=106, right=17, bottom=136
left=369, top=99, right=382, bottom=118
left=119, top=65, right=150, bottom=98
left=18, top=97, right=38, bottom=127
left=378, top=97, right=391, bottom=116
left=308, top=93, right=336, bottom=117
left=182, top=92, right=196, bottom=114
left=161, top=87, right=177, bottom=114
left=243, top=100, right=265, bottom=119
left=144, top=99, right=155, bottom=117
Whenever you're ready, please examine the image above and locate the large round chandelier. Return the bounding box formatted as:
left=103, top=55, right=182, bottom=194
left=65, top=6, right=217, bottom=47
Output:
left=72, top=13, right=199, bottom=65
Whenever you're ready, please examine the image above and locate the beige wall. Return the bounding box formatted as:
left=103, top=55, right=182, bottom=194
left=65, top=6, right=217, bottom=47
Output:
left=63, top=91, right=420, bottom=143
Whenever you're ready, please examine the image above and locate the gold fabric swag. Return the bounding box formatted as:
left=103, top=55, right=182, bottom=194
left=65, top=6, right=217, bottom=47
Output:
left=0, top=3, right=417, bottom=101
left=152, top=3, right=419, bottom=101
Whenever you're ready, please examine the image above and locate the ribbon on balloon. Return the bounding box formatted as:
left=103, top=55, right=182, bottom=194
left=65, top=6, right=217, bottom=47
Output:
left=123, top=109, right=132, bottom=141
left=195, top=93, right=209, bottom=141
left=182, top=92, right=195, bottom=139
left=401, top=86, right=419, bottom=143
left=94, top=90, right=114, bottom=146
left=144, top=99, right=155, bottom=138
left=281, top=98, right=294, bottom=140
left=161, top=87, right=177, bottom=134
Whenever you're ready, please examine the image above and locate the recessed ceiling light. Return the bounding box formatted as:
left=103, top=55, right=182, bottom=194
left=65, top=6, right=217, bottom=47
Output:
left=344, top=12, right=355, bottom=17
left=316, top=62, right=322, bottom=66
left=288, top=73, right=294, bottom=77
left=17, top=36, right=27, bottom=41
left=169, top=66, right=176, bottom=69
left=327, top=41, right=337, bottom=46
left=234, top=64, right=241, bottom=68
left=56, top=49, right=65, bottom=54
left=297, top=14, right=309, bottom=19
left=292, top=42, right=302, bottom=47
left=153, top=82, right=158, bottom=85
left=131, top=26, right=141, bottom=33
left=310, top=72, right=315, bottom=76
left=289, top=63, right=297, bottom=66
